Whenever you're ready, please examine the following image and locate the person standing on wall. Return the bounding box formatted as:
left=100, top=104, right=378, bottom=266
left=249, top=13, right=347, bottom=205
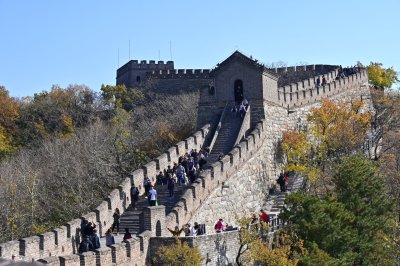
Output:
left=112, top=208, right=121, bottom=234
left=130, top=185, right=139, bottom=209
left=148, top=185, right=157, bottom=206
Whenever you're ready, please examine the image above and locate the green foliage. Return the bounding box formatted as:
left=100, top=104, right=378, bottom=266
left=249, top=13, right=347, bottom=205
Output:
left=282, top=155, right=398, bottom=265
left=101, top=84, right=143, bottom=111
left=367, top=62, right=399, bottom=88
left=153, top=238, right=202, bottom=266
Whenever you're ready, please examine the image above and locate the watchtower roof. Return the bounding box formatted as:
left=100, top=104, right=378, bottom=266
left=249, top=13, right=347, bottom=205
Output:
left=211, top=50, right=278, bottom=80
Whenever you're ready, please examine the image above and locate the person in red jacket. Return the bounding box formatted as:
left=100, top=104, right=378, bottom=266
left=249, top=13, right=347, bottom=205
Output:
left=214, top=218, right=225, bottom=233
left=259, top=209, right=270, bottom=224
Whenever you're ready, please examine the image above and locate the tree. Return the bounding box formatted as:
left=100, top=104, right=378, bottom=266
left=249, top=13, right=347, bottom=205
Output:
left=101, top=84, right=143, bottom=111
left=367, top=62, right=399, bottom=89
left=153, top=238, right=202, bottom=266
left=281, top=155, right=398, bottom=265
left=281, top=98, right=371, bottom=190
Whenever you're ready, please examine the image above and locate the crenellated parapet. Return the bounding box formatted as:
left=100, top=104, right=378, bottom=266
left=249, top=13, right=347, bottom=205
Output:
left=147, top=69, right=211, bottom=79
left=117, top=60, right=174, bottom=77
left=277, top=69, right=368, bottom=108
left=0, top=124, right=211, bottom=264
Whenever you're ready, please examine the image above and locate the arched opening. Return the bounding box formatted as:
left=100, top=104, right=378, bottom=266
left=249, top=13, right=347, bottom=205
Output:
left=156, top=220, right=162, bottom=236
left=234, top=79, right=243, bottom=103
left=136, top=76, right=141, bottom=83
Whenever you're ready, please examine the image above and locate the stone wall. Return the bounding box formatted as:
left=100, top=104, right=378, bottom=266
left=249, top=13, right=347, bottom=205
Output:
left=0, top=125, right=211, bottom=263
left=189, top=74, right=372, bottom=233
left=149, top=231, right=240, bottom=266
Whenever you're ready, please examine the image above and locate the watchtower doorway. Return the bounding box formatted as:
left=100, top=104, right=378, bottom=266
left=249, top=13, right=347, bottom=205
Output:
left=234, top=79, right=243, bottom=103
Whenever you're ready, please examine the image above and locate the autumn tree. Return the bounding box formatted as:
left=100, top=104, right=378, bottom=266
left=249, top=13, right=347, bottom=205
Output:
left=367, top=62, right=399, bottom=89
left=281, top=155, right=398, bottom=265
left=101, top=84, right=144, bottom=111
left=153, top=238, right=202, bottom=266
left=282, top=98, right=371, bottom=190
left=0, top=86, right=20, bottom=157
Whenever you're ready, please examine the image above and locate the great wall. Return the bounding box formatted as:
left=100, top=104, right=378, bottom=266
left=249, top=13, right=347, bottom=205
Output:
left=0, top=51, right=374, bottom=265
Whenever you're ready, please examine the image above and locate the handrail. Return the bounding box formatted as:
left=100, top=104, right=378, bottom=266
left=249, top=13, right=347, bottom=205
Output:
left=208, top=102, right=229, bottom=153
left=234, top=104, right=251, bottom=146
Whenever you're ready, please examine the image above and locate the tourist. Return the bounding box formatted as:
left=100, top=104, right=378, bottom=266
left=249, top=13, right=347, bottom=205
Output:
left=167, top=174, right=175, bottom=198
left=176, top=163, right=185, bottom=184
left=105, top=228, right=115, bottom=247
left=156, top=171, right=164, bottom=185
left=259, top=209, right=270, bottom=224
left=90, top=229, right=101, bottom=250
left=284, top=173, right=289, bottom=192
left=86, top=222, right=96, bottom=236
left=80, top=219, right=89, bottom=237
left=214, top=218, right=225, bottom=233
left=167, top=225, right=184, bottom=236
left=183, top=223, right=191, bottom=236
left=78, top=236, right=94, bottom=253
left=316, top=76, right=321, bottom=87
left=144, top=176, right=151, bottom=197
left=130, top=185, right=139, bottom=209
left=148, top=185, right=157, bottom=206
left=123, top=228, right=132, bottom=240
left=112, top=208, right=121, bottom=234
left=277, top=172, right=286, bottom=192
left=190, top=222, right=200, bottom=236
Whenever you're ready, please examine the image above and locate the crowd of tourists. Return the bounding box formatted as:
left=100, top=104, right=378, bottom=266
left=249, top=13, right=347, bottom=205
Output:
left=315, top=65, right=363, bottom=88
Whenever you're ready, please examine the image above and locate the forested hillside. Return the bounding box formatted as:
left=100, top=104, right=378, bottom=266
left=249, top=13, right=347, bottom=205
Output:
left=0, top=84, right=199, bottom=242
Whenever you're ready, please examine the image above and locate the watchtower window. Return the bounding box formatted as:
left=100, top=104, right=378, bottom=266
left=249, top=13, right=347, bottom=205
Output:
left=136, top=76, right=141, bottom=83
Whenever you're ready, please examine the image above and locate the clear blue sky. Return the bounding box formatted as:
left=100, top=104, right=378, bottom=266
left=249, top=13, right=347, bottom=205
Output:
left=1, top=0, right=399, bottom=97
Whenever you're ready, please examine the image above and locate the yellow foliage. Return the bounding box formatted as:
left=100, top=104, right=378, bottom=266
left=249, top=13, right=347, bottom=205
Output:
left=154, top=238, right=202, bottom=266
left=59, top=114, right=75, bottom=138
left=0, top=125, right=14, bottom=156
left=367, top=62, right=399, bottom=88
left=249, top=230, right=304, bottom=266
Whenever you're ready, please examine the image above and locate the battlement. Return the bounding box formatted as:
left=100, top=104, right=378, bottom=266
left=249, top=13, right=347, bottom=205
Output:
left=0, top=124, right=211, bottom=264
left=117, top=59, right=175, bottom=77
left=147, top=69, right=212, bottom=79
left=277, top=69, right=368, bottom=108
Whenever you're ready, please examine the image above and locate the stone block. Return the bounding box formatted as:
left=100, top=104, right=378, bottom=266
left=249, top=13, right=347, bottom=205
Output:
left=185, top=136, right=195, bottom=151
left=79, top=251, right=96, bottom=266
left=229, top=147, right=240, bottom=167
left=193, top=131, right=204, bottom=150
left=201, top=124, right=210, bottom=138
left=181, top=190, right=194, bottom=216
left=155, top=153, right=169, bottom=171
left=95, top=247, right=112, bottom=266
left=39, top=232, right=56, bottom=257
left=59, top=254, right=80, bottom=266
left=172, top=204, right=186, bottom=226
left=118, top=177, right=132, bottom=211
left=107, top=189, right=122, bottom=214
left=210, top=161, right=222, bottom=182
left=38, top=256, right=60, bottom=265
left=94, top=201, right=111, bottom=237
left=111, top=243, right=126, bottom=265
left=176, top=141, right=186, bottom=155
left=19, top=236, right=41, bottom=261
left=0, top=240, right=20, bottom=260
left=237, top=140, right=248, bottom=161
left=142, top=206, right=166, bottom=237
left=132, top=169, right=145, bottom=193
left=220, top=155, right=231, bottom=178
left=53, top=226, right=71, bottom=256
left=124, top=237, right=142, bottom=264
left=143, top=161, right=157, bottom=181
left=167, top=146, right=179, bottom=163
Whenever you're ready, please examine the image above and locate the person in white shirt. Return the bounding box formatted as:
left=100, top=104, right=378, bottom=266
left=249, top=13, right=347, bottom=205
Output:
left=148, top=186, right=157, bottom=206
left=190, top=222, right=199, bottom=236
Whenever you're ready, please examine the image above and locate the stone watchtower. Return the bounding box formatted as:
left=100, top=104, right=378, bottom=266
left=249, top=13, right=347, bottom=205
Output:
left=116, top=60, right=175, bottom=89
left=210, top=51, right=279, bottom=127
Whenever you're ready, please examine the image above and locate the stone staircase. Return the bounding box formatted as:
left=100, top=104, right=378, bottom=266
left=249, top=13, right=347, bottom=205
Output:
left=263, top=172, right=306, bottom=232
left=207, top=112, right=244, bottom=165
left=117, top=109, right=244, bottom=236
left=117, top=183, right=188, bottom=235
